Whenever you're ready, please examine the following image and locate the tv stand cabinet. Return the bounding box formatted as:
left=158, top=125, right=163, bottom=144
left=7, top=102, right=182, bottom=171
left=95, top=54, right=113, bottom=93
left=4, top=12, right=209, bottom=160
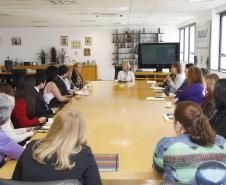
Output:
left=134, top=72, right=170, bottom=81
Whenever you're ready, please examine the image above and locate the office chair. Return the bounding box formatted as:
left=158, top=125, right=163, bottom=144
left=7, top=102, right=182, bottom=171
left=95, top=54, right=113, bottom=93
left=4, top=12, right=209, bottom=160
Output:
left=0, top=179, right=81, bottom=185
left=114, top=65, right=122, bottom=80
left=11, top=69, right=26, bottom=89
left=195, top=161, right=226, bottom=185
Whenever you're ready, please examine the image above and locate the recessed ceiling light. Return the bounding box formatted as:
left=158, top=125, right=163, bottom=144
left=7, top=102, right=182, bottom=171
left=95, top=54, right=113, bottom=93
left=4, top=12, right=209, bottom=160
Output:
left=49, top=0, right=78, bottom=5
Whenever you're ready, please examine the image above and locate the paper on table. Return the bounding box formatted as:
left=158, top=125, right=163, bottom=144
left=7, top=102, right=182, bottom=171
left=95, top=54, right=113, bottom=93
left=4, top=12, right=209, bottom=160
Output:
left=149, top=86, right=164, bottom=90
left=146, top=97, right=164, bottom=101
left=147, top=80, right=156, bottom=84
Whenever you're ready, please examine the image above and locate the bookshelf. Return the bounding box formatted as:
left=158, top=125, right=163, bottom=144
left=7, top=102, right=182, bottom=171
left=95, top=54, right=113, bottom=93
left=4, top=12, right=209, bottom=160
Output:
left=112, top=29, right=164, bottom=71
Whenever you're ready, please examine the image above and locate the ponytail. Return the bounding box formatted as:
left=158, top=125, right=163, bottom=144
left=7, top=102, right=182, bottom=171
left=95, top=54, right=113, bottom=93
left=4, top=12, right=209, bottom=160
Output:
left=186, top=115, right=215, bottom=146
left=174, top=101, right=216, bottom=146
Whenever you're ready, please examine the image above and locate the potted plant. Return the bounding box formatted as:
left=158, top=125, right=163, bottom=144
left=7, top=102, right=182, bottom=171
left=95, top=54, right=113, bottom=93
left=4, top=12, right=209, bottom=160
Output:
left=39, top=50, right=47, bottom=65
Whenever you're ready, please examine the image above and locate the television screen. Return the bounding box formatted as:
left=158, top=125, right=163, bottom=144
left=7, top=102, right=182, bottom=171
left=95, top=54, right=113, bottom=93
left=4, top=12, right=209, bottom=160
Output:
left=138, top=43, right=180, bottom=70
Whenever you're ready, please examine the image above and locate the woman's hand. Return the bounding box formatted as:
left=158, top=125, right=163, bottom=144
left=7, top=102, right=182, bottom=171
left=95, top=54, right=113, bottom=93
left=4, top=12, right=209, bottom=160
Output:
left=39, top=117, right=47, bottom=124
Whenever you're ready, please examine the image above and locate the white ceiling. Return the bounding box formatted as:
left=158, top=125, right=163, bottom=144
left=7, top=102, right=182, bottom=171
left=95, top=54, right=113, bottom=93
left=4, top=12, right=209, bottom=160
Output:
left=0, top=0, right=225, bottom=27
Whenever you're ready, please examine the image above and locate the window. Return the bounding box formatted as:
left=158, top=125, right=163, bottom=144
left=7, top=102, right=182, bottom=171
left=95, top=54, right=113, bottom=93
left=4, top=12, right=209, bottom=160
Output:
left=179, top=24, right=196, bottom=63
left=220, top=12, right=226, bottom=71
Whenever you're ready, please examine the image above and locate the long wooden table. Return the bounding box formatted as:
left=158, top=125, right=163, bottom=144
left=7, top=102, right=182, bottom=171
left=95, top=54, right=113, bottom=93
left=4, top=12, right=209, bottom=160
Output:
left=0, top=81, right=175, bottom=185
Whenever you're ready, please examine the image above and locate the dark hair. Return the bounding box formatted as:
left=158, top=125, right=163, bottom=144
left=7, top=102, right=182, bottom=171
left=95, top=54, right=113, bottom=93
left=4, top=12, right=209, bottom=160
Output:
left=35, top=72, right=47, bottom=86
left=214, top=79, right=226, bottom=110
left=15, top=76, right=36, bottom=118
left=201, top=68, right=209, bottom=77
left=0, top=83, right=15, bottom=97
left=172, top=63, right=182, bottom=74
left=185, top=63, right=195, bottom=69
left=58, top=65, right=69, bottom=76
left=45, top=66, right=58, bottom=82
left=174, top=101, right=215, bottom=146
left=187, top=67, right=205, bottom=85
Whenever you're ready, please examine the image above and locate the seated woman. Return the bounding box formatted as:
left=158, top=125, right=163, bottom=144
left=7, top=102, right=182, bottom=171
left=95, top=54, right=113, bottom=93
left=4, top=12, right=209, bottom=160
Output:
left=166, top=63, right=186, bottom=93
left=12, top=110, right=102, bottom=185
left=117, top=60, right=135, bottom=83
left=210, top=79, right=226, bottom=139
left=0, top=93, right=24, bottom=167
left=11, top=76, right=47, bottom=128
left=43, top=66, right=71, bottom=108
left=202, top=74, right=219, bottom=119
left=0, top=84, right=34, bottom=144
left=153, top=101, right=226, bottom=184
left=176, top=63, right=195, bottom=93
left=71, top=63, right=84, bottom=89
left=177, top=67, right=205, bottom=105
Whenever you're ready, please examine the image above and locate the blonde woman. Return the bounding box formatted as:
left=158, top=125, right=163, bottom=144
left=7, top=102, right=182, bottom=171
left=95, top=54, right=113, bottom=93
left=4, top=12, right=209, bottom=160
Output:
left=117, top=60, right=135, bottom=82
left=12, top=110, right=102, bottom=185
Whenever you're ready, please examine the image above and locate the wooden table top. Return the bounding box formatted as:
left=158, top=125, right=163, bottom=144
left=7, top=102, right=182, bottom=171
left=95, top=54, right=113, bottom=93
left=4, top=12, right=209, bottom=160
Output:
left=0, top=81, right=175, bottom=181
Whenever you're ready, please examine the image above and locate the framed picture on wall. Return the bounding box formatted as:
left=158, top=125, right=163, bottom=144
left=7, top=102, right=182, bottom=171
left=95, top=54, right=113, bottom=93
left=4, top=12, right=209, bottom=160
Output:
left=85, top=37, right=92, bottom=45
left=60, top=36, right=68, bottom=46
left=84, top=48, right=91, bottom=56
left=71, top=40, right=81, bottom=49
left=11, top=37, right=21, bottom=45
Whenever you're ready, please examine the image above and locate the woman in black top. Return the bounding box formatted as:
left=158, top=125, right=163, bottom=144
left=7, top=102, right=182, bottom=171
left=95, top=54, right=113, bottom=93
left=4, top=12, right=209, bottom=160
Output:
left=210, top=79, right=226, bottom=139
left=12, top=110, right=102, bottom=185
left=71, top=63, right=84, bottom=89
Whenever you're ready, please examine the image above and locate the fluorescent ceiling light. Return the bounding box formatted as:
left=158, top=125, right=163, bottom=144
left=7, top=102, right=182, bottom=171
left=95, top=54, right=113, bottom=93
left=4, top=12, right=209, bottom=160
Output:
left=189, top=0, right=214, bottom=2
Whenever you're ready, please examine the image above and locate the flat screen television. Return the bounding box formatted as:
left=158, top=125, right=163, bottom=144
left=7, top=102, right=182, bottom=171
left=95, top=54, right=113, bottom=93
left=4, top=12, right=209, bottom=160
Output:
left=138, top=43, right=180, bottom=71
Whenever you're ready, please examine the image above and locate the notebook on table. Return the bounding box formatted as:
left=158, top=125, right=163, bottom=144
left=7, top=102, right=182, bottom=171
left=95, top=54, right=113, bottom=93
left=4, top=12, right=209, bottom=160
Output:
left=94, top=154, right=119, bottom=172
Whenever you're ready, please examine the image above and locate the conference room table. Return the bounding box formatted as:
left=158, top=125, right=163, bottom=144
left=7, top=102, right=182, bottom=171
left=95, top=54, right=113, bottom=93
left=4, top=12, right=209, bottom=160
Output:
left=0, top=80, right=175, bottom=185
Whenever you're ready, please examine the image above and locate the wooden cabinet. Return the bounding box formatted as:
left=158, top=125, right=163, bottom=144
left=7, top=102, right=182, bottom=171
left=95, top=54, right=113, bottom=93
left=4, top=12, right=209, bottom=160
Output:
left=80, top=66, right=97, bottom=81
left=0, top=65, right=98, bottom=81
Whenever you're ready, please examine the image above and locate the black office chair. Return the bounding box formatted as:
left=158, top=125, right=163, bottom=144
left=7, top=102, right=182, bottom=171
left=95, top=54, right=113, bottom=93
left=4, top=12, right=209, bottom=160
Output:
left=36, top=69, right=46, bottom=75
left=114, top=65, right=122, bottom=80
left=0, top=179, right=81, bottom=185
left=11, top=69, right=26, bottom=89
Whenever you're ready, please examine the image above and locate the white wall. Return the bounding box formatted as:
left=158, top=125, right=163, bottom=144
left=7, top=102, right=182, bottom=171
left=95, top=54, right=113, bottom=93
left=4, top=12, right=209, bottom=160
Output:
left=0, top=26, right=179, bottom=80
left=178, top=8, right=226, bottom=78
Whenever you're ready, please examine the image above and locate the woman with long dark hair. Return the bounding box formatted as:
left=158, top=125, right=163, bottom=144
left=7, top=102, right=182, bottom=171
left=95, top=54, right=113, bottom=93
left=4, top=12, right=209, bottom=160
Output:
left=11, top=76, right=46, bottom=128
left=210, top=79, right=226, bottom=138
left=153, top=101, right=226, bottom=184
left=43, top=66, right=71, bottom=108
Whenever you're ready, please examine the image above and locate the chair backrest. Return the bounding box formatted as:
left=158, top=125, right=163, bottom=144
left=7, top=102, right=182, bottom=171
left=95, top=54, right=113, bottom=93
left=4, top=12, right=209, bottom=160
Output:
left=162, top=181, right=189, bottom=185
left=0, top=179, right=82, bottom=185
left=114, top=65, right=122, bottom=80
left=195, top=161, right=226, bottom=185
left=11, top=69, right=26, bottom=88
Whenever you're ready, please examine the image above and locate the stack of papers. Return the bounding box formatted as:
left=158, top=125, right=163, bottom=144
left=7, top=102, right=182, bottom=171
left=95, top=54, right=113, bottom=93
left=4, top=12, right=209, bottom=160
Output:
left=149, top=86, right=164, bottom=90
left=146, top=97, right=165, bottom=101
left=74, top=90, right=89, bottom=96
